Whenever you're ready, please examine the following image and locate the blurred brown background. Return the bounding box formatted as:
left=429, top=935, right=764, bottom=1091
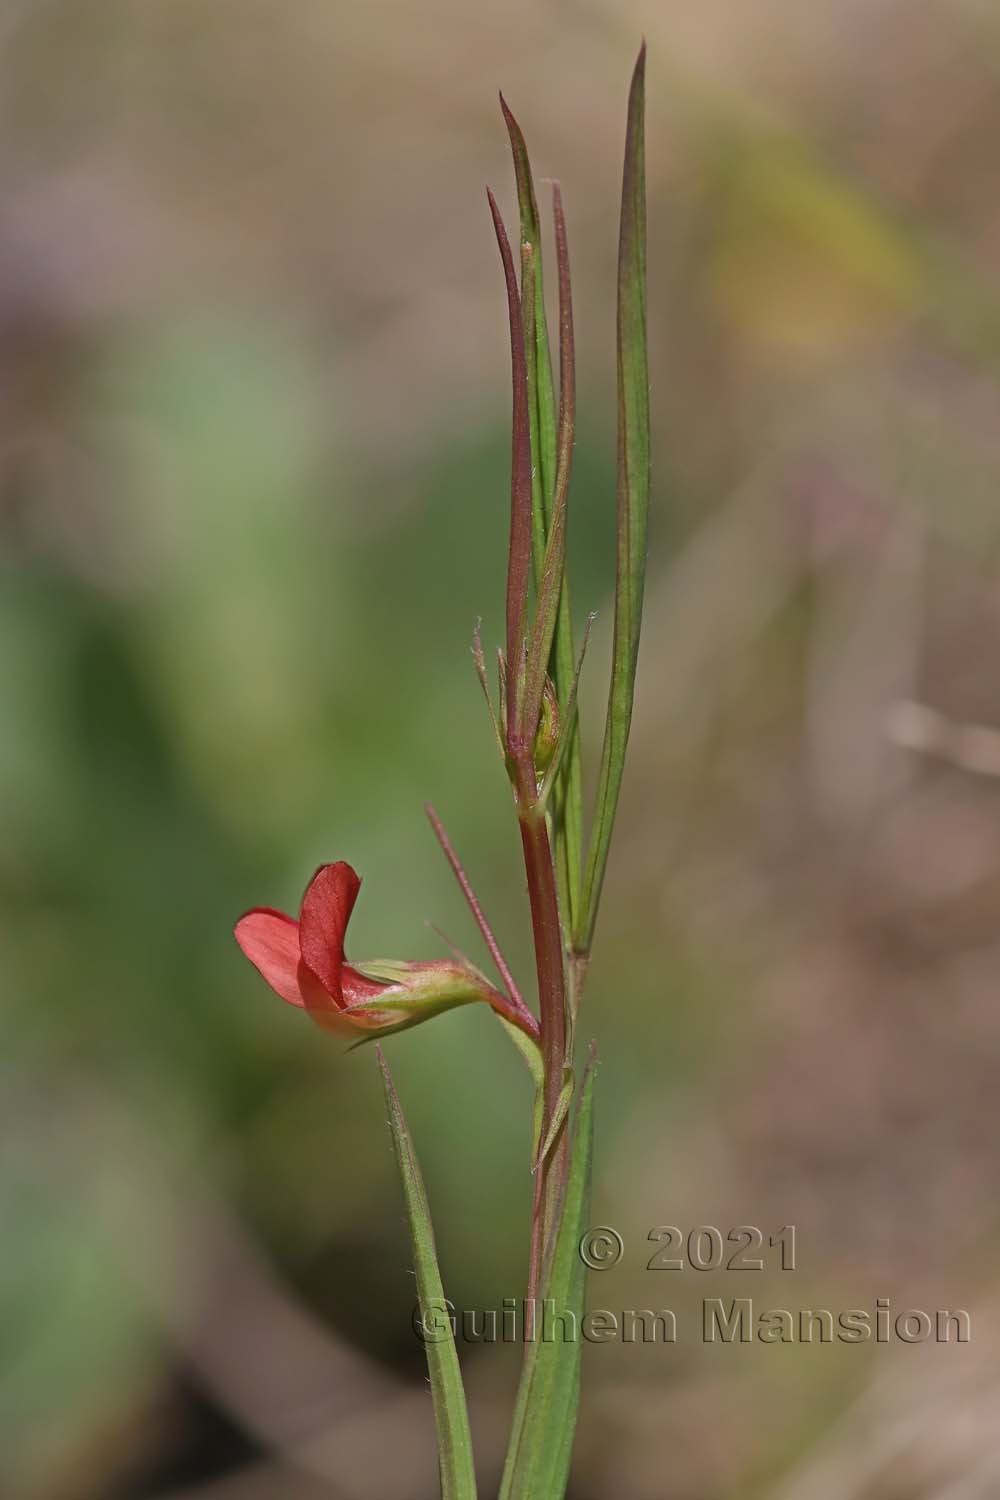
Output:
left=3, top=1, right=1000, bottom=1496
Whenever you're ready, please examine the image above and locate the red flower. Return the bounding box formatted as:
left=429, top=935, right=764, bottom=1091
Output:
left=235, top=861, right=537, bottom=1041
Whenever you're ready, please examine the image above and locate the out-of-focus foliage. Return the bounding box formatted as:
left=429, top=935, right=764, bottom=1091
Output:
left=3, top=2, right=1000, bottom=1497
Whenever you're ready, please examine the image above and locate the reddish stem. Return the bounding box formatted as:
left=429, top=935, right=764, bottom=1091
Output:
left=511, top=750, right=568, bottom=1302
left=516, top=793, right=566, bottom=1101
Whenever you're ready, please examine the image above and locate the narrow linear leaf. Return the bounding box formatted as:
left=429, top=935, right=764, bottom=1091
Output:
left=499, top=1050, right=597, bottom=1499
left=501, top=99, right=585, bottom=930
left=500, top=93, right=557, bottom=577
left=513, top=236, right=538, bottom=736
left=522, top=183, right=576, bottom=741
left=545, top=184, right=585, bottom=924
left=487, top=188, right=534, bottom=720
left=377, top=1047, right=478, bottom=1500
left=578, top=42, right=649, bottom=952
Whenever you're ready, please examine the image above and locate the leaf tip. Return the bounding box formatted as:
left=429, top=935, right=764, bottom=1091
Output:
left=498, top=89, right=521, bottom=141
left=375, top=1042, right=396, bottom=1100
left=486, top=186, right=513, bottom=261
left=628, top=42, right=647, bottom=117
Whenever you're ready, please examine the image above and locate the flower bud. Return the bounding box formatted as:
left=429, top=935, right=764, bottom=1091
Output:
left=533, top=678, right=560, bottom=776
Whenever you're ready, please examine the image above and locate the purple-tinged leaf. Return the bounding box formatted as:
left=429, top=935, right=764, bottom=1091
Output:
left=521, top=182, right=576, bottom=741
left=487, top=187, right=534, bottom=741
left=500, top=97, right=585, bottom=931
left=500, top=92, right=556, bottom=572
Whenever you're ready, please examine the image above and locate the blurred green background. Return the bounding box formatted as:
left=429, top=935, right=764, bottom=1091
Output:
left=4, top=2, right=1000, bottom=1497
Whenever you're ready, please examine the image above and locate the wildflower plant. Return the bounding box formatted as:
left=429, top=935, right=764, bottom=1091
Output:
left=236, top=46, right=649, bottom=1498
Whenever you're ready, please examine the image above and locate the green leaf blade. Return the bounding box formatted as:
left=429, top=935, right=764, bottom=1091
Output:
left=500, top=92, right=558, bottom=577
left=499, top=1050, right=598, bottom=1499
left=578, top=43, right=649, bottom=953
left=521, top=184, right=575, bottom=744
left=501, top=98, right=585, bottom=930
left=377, top=1047, right=478, bottom=1500
left=487, top=187, right=534, bottom=722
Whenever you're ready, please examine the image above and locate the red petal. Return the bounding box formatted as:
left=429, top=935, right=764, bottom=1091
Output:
left=298, top=862, right=361, bottom=1005
left=234, top=908, right=307, bottom=1007
left=309, top=1005, right=390, bottom=1038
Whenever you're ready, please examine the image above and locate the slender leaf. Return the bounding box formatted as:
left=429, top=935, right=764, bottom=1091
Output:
left=487, top=188, right=533, bottom=725
left=500, top=93, right=557, bottom=578
left=522, top=184, right=576, bottom=742
left=377, top=1047, right=478, bottom=1499
left=499, top=1050, right=597, bottom=1499
left=578, top=43, right=649, bottom=952
left=501, top=98, right=584, bottom=930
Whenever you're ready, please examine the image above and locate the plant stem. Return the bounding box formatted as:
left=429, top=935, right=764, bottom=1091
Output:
left=515, top=780, right=566, bottom=1116
left=511, top=751, right=569, bottom=1312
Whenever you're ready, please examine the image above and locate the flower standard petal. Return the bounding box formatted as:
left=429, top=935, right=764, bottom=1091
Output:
left=234, top=908, right=308, bottom=1008
left=298, top=861, right=362, bottom=1003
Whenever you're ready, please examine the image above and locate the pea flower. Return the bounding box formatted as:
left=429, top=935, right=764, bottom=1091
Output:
left=235, top=860, right=538, bottom=1041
